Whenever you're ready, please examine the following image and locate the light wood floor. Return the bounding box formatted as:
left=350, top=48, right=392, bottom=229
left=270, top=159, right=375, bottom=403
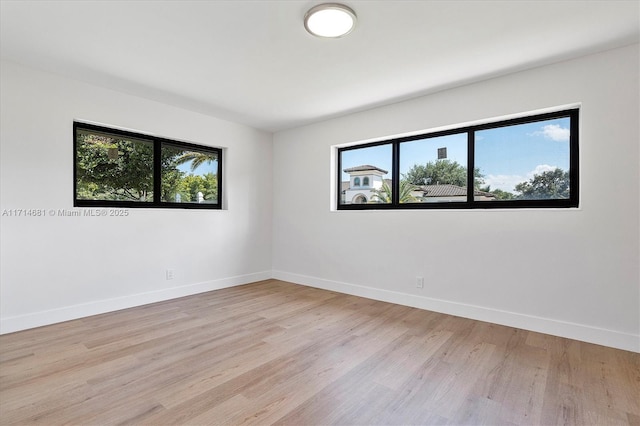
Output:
left=1, top=280, right=638, bottom=425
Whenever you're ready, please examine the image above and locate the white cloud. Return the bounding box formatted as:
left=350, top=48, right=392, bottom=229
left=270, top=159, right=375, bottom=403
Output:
left=529, top=164, right=556, bottom=177
left=483, top=164, right=557, bottom=192
left=483, top=174, right=525, bottom=192
left=531, top=124, right=570, bottom=142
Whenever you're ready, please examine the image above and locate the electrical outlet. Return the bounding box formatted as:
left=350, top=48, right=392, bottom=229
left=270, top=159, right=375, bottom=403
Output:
left=416, top=276, right=424, bottom=289
left=166, top=269, right=175, bottom=280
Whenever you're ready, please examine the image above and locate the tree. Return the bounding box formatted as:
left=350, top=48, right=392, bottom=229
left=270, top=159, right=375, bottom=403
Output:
left=178, top=173, right=219, bottom=203
left=76, top=134, right=154, bottom=201
left=479, top=185, right=516, bottom=200
left=176, top=151, right=217, bottom=172
left=371, top=180, right=418, bottom=203
left=404, top=160, right=484, bottom=188
left=165, top=149, right=218, bottom=202
left=161, top=146, right=186, bottom=202
left=76, top=133, right=218, bottom=203
left=490, top=189, right=516, bottom=200
left=152, top=145, right=219, bottom=203
left=514, top=168, right=570, bottom=199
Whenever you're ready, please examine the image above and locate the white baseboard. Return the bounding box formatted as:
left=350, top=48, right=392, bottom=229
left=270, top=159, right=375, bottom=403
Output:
left=272, top=270, right=639, bottom=353
left=0, top=271, right=272, bottom=335
left=5, top=270, right=637, bottom=353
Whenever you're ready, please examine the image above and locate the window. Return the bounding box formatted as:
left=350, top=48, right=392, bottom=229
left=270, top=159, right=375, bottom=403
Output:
left=362, top=177, right=370, bottom=186
left=340, top=143, right=393, bottom=205
left=399, top=133, right=468, bottom=204
left=74, top=122, right=222, bottom=209
left=337, top=108, right=578, bottom=209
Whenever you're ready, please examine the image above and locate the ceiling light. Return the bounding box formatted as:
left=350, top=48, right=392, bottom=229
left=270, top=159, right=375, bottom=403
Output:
left=304, top=3, right=357, bottom=38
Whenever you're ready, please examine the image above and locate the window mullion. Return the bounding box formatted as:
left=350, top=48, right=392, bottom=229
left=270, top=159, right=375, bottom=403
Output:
left=467, top=130, right=475, bottom=204
left=392, top=142, right=400, bottom=205
left=569, top=109, right=580, bottom=203
left=153, top=141, right=162, bottom=205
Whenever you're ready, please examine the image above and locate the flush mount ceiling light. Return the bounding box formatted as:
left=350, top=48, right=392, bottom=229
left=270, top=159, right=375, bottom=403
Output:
left=304, top=3, right=357, bottom=38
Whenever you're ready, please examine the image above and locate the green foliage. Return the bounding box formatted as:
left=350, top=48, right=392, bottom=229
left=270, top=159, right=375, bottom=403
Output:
left=161, top=144, right=185, bottom=202
left=404, top=160, right=484, bottom=188
left=176, top=173, right=218, bottom=203
left=175, top=151, right=217, bottom=172
left=76, top=133, right=218, bottom=203
left=480, top=186, right=516, bottom=200
left=514, top=168, right=570, bottom=199
left=371, top=180, right=417, bottom=203
left=162, top=146, right=218, bottom=202
left=76, top=134, right=154, bottom=201
left=490, top=188, right=516, bottom=200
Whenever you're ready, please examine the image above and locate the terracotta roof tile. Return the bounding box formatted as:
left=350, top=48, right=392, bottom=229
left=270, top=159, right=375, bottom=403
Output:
left=343, top=165, right=388, bottom=174
left=341, top=181, right=496, bottom=199
left=419, top=184, right=495, bottom=198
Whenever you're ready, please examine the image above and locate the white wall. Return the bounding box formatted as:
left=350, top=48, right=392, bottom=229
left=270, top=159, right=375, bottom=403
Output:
left=272, top=44, right=640, bottom=352
left=0, top=60, right=273, bottom=333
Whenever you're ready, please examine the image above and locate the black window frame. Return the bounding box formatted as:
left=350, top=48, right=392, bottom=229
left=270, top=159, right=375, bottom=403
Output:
left=337, top=108, right=579, bottom=210
left=74, top=122, right=223, bottom=209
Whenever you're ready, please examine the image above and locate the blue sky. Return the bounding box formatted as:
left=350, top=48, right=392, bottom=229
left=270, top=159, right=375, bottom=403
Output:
left=177, top=159, right=218, bottom=176
left=341, top=117, right=571, bottom=193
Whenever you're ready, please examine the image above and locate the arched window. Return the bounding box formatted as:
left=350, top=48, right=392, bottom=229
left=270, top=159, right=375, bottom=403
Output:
left=362, top=177, right=370, bottom=186
left=354, top=177, right=361, bottom=187
left=353, top=195, right=367, bottom=204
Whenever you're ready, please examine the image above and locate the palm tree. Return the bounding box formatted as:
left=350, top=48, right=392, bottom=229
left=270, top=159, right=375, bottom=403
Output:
left=371, top=180, right=418, bottom=203
left=176, top=151, right=217, bottom=172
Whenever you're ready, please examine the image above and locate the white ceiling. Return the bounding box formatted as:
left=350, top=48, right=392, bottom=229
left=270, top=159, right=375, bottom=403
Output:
left=1, top=1, right=638, bottom=132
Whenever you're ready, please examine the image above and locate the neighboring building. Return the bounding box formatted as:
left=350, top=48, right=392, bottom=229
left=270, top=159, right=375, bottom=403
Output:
left=414, top=184, right=496, bottom=202
left=342, top=165, right=496, bottom=203
left=342, top=165, right=388, bottom=204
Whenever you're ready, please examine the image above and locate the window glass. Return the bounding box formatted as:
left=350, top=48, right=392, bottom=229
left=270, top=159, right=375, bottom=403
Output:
left=340, top=144, right=392, bottom=205
left=336, top=108, right=578, bottom=210
left=161, top=144, right=219, bottom=204
left=75, top=129, right=154, bottom=202
left=475, top=117, right=571, bottom=201
left=74, top=122, right=222, bottom=209
left=400, top=133, right=468, bottom=203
